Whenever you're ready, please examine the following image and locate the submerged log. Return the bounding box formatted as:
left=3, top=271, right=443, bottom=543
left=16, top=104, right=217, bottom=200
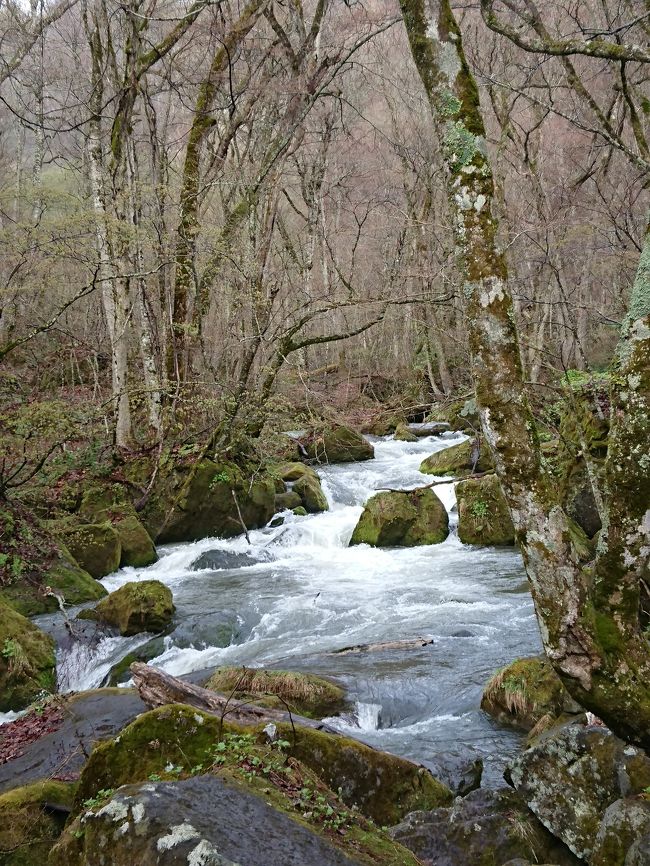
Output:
left=130, top=662, right=340, bottom=733
left=329, top=637, right=434, bottom=655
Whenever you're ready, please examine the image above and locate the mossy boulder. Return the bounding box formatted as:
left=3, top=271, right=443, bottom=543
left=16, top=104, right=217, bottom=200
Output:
left=274, top=491, right=303, bottom=511
left=71, top=704, right=451, bottom=831
left=79, top=580, right=174, bottom=636
left=79, top=486, right=157, bottom=568
left=56, top=521, right=121, bottom=578
left=204, top=667, right=346, bottom=719
left=457, top=473, right=515, bottom=546
left=591, top=798, right=650, bottom=866
left=0, top=506, right=106, bottom=616
left=277, top=462, right=318, bottom=482
left=293, top=474, right=329, bottom=513
left=0, top=780, right=75, bottom=865
left=427, top=398, right=480, bottom=433
left=419, top=439, right=492, bottom=477
left=53, top=773, right=423, bottom=866
left=394, top=423, right=418, bottom=442
left=350, top=489, right=448, bottom=548
left=366, top=412, right=407, bottom=436
left=304, top=425, right=374, bottom=464
left=389, top=787, right=581, bottom=866
left=279, top=722, right=452, bottom=826
left=0, top=597, right=56, bottom=711
left=134, top=457, right=276, bottom=544
left=481, top=657, right=580, bottom=732
left=510, top=726, right=650, bottom=861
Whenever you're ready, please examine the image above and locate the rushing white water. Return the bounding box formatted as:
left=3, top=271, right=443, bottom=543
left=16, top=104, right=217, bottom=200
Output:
left=27, top=433, right=542, bottom=783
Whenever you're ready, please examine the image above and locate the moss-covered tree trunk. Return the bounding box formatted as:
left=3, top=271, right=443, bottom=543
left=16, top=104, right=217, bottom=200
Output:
left=400, top=0, right=650, bottom=747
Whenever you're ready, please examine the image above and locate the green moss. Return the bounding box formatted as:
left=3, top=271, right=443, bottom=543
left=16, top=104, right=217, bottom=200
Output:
left=78, top=580, right=174, bottom=636
left=350, top=488, right=449, bottom=547
left=292, top=474, right=329, bottom=513
left=204, top=667, right=346, bottom=719
left=55, top=521, right=121, bottom=579
left=278, top=723, right=452, bottom=825
left=419, top=439, right=492, bottom=476
left=457, top=473, right=514, bottom=545
left=481, top=656, right=579, bottom=731
left=0, top=596, right=56, bottom=711
left=0, top=780, right=76, bottom=866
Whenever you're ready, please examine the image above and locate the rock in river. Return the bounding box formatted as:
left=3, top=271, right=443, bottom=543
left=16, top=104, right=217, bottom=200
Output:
left=79, top=580, right=174, bottom=636
left=350, top=489, right=448, bottom=547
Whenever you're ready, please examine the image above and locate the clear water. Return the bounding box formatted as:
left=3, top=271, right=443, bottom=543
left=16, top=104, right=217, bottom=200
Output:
left=24, top=434, right=542, bottom=785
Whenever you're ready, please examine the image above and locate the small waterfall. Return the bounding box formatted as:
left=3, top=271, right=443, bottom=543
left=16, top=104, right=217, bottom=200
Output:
left=355, top=701, right=382, bottom=731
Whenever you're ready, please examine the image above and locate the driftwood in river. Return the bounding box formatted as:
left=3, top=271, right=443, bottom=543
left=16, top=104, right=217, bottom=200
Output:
left=130, top=662, right=341, bottom=734
left=329, top=637, right=434, bottom=655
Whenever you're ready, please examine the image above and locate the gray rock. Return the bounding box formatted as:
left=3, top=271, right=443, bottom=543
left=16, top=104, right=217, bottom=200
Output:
left=421, top=749, right=483, bottom=796
left=52, top=775, right=367, bottom=865
left=591, top=797, right=650, bottom=866
left=190, top=549, right=260, bottom=571
left=509, top=726, right=650, bottom=861
left=0, top=689, right=145, bottom=793
left=389, top=788, right=580, bottom=866
left=626, top=833, right=650, bottom=866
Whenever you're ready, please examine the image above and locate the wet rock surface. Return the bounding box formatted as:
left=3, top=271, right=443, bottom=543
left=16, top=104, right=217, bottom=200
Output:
left=190, top=549, right=262, bottom=571
left=0, top=689, right=145, bottom=793
left=421, top=749, right=483, bottom=797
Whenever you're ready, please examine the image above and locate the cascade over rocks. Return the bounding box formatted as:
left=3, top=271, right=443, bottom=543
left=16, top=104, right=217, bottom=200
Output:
left=78, top=580, right=175, bottom=636
left=508, top=725, right=650, bottom=861
left=456, top=473, right=515, bottom=546
left=350, top=489, right=449, bottom=547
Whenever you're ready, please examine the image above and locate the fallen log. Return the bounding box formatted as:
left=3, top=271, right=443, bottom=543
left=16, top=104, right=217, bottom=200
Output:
left=130, top=662, right=341, bottom=734
left=329, top=637, right=434, bottom=655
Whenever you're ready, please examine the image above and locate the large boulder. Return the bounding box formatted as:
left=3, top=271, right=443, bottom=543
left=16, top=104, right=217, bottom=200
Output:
left=389, top=787, right=580, bottom=866
left=79, top=487, right=157, bottom=568
left=71, top=704, right=451, bottom=829
left=591, top=797, right=650, bottom=866
left=204, top=667, right=345, bottom=719
left=350, top=489, right=449, bottom=547
left=509, top=725, right=650, bottom=861
left=293, top=473, right=329, bottom=513
left=128, top=456, right=276, bottom=544
left=79, top=580, right=174, bottom=636
left=0, top=780, right=75, bottom=865
left=457, top=473, right=515, bottom=546
left=274, top=491, right=302, bottom=511
left=56, top=521, right=121, bottom=578
left=481, top=656, right=580, bottom=732
left=303, top=425, right=374, bottom=464
left=0, top=597, right=56, bottom=711
left=51, top=772, right=420, bottom=866
left=0, top=506, right=106, bottom=616
left=419, top=439, right=492, bottom=477
left=394, top=423, right=418, bottom=442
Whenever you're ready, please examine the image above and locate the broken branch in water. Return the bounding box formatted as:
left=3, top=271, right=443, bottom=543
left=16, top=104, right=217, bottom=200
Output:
left=376, top=470, right=491, bottom=493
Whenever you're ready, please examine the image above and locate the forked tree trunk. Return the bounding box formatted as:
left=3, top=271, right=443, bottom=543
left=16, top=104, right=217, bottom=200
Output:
left=399, top=0, right=650, bottom=747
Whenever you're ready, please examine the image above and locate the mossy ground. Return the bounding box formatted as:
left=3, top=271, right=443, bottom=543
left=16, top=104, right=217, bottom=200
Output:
left=204, top=667, right=346, bottom=719
left=0, top=596, right=56, bottom=711
left=0, top=779, right=75, bottom=866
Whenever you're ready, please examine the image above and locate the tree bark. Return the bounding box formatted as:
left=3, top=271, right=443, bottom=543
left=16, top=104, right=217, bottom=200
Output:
left=399, top=0, right=650, bottom=746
